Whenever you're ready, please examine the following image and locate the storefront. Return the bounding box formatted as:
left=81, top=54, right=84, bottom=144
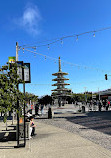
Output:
left=100, top=89, right=111, bottom=101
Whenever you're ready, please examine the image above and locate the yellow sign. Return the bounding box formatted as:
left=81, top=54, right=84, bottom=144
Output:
left=8, top=57, right=16, bottom=63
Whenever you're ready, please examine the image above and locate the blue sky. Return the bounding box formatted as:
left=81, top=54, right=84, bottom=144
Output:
left=1, top=0, right=111, bottom=96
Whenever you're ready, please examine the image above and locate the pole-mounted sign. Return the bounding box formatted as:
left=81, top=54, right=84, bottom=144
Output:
left=8, top=57, right=16, bottom=63
left=17, top=61, right=24, bottom=82
left=8, top=57, right=16, bottom=69
left=16, top=62, right=31, bottom=83
left=24, top=63, right=31, bottom=83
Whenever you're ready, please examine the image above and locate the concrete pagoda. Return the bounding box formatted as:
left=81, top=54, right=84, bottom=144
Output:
left=52, top=57, right=71, bottom=106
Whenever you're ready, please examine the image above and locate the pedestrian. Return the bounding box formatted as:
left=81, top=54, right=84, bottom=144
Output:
left=108, top=100, right=110, bottom=106
left=106, top=100, right=110, bottom=111
left=30, top=116, right=36, bottom=138
left=41, top=104, right=44, bottom=115
left=102, top=100, right=105, bottom=110
left=98, top=100, right=102, bottom=111
left=89, top=100, right=92, bottom=111
left=35, top=104, right=39, bottom=116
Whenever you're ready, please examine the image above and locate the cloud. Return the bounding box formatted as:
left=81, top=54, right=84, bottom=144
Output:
left=15, top=4, right=42, bottom=35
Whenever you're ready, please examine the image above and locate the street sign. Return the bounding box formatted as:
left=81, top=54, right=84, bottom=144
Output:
left=8, top=57, right=16, bottom=69
left=24, top=63, right=31, bottom=83
left=8, top=57, right=16, bottom=63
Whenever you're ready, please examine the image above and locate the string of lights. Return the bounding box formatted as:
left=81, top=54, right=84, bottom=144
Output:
left=20, top=26, right=111, bottom=48
left=19, top=47, right=111, bottom=73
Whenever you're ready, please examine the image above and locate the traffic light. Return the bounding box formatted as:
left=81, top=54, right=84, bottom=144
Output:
left=105, top=74, right=108, bottom=80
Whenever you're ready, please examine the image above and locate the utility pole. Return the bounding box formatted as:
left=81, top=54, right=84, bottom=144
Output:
left=16, top=42, right=19, bottom=61
left=98, top=88, right=100, bottom=100
left=15, top=42, right=20, bottom=148
left=23, top=82, right=26, bottom=147
left=84, top=87, right=87, bottom=105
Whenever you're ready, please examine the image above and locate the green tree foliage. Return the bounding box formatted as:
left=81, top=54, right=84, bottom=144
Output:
left=38, top=95, right=53, bottom=105
left=0, top=62, right=25, bottom=122
left=25, top=92, right=38, bottom=104
left=66, top=92, right=97, bottom=103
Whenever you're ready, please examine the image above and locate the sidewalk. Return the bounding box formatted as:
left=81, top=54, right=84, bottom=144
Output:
left=0, top=121, right=111, bottom=158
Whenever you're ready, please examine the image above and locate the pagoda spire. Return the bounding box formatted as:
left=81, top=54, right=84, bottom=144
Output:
left=59, top=56, right=61, bottom=72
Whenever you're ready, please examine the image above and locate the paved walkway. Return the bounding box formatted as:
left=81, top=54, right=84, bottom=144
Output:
left=0, top=121, right=111, bottom=158
left=38, top=112, right=111, bottom=151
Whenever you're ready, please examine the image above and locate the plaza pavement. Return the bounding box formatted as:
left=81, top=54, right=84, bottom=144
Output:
left=0, top=119, right=111, bottom=158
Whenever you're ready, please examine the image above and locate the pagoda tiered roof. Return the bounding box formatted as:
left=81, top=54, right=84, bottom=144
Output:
left=52, top=77, right=69, bottom=81
left=52, top=72, right=68, bottom=76
left=52, top=83, right=70, bottom=86
left=53, top=94, right=71, bottom=97
left=51, top=88, right=69, bottom=91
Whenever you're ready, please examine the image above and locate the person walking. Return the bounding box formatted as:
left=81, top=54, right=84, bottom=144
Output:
left=106, top=100, right=110, bottom=111
left=108, top=100, right=110, bottom=107
left=35, top=104, right=39, bottom=116
left=102, top=100, right=106, bottom=110
left=98, top=100, right=102, bottom=111
left=41, top=104, right=44, bottom=115
left=30, top=116, right=36, bottom=138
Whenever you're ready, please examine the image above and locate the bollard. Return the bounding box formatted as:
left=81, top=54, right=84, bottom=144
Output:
left=82, top=106, right=85, bottom=113
left=48, top=107, right=54, bottom=119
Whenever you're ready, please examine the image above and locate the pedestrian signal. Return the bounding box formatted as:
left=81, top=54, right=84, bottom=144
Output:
left=105, top=74, right=108, bottom=80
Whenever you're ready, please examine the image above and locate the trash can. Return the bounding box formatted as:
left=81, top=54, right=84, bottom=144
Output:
left=48, top=107, right=53, bottom=119
left=82, top=106, right=85, bottom=113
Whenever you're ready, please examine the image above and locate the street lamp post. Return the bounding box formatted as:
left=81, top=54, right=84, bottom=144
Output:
left=84, top=87, right=87, bottom=105
left=98, top=88, right=100, bottom=100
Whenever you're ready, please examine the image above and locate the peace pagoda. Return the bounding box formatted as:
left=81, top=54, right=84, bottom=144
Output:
left=52, top=57, right=71, bottom=106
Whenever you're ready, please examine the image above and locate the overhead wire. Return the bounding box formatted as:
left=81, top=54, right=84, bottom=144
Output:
left=17, top=26, right=111, bottom=93
left=19, top=47, right=111, bottom=73
left=18, top=26, right=111, bottom=73
left=20, top=26, right=111, bottom=48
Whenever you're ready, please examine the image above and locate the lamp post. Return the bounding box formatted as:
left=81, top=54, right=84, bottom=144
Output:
left=16, top=42, right=19, bottom=61
left=84, top=87, right=87, bottom=105
left=98, top=88, right=100, bottom=101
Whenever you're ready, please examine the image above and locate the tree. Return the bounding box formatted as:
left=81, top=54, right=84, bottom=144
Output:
left=25, top=92, right=38, bottom=106
left=70, top=93, right=93, bottom=102
left=0, top=62, right=25, bottom=122
left=66, top=96, right=75, bottom=104
left=38, top=95, right=53, bottom=105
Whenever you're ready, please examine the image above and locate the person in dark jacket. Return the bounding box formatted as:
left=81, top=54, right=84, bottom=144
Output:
left=98, top=100, right=102, bottom=111
left=35, top=104, right=39, bottom=116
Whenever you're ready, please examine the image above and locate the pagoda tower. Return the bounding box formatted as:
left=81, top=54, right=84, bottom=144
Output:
left=52, top=57, right=71, bottom=106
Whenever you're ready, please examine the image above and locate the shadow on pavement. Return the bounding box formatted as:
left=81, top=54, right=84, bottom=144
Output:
left=0, top=132, right=16, bottom=142
left=0, top=116, right=13, bottom=121
left=55, top=111, right=111, bottom=136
